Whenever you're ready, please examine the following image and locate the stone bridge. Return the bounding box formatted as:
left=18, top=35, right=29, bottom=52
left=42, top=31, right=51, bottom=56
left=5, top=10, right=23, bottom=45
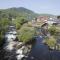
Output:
left=32, top=22, right=48, bottom=28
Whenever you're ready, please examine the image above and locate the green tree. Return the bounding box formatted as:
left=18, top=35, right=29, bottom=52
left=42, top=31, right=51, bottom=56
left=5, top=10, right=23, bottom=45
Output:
left=45, top=36, right=56, bottom=48
left=48, top=25, right=56, bottom=35
left=13, top=17, right=28, bottom=30
left=0, top=31, right=4, bottom=46
left=0, top=12, right=11, bottom=46
left=17, top=26, right=36, bottom=43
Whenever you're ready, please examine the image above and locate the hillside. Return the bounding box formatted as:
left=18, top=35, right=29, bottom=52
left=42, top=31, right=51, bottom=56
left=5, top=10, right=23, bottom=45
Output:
left=0, top=7, right=55, bottom=20
left=0, top=7, right=39, bottom=20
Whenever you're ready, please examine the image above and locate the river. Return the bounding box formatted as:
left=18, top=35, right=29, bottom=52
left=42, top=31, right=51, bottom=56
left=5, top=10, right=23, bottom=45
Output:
left=0, top=35, right=60, bottom=60
left=0, top=26, right=60, bottom=60
left=22, top=36, right=60, bottom=60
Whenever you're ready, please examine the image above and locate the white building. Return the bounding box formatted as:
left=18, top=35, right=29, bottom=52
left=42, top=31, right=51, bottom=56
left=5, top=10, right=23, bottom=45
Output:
left=46, top=17, right=57, bottom=25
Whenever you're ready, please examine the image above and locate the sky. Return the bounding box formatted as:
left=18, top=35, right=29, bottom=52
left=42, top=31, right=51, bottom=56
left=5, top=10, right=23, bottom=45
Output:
left=0, top=0, right=60, bottom=15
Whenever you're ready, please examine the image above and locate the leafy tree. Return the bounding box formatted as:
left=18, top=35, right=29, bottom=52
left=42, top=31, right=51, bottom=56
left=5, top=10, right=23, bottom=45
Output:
left=15, top=22, right=21, bottom=29
left=0, top=31, right=4, bottom=46
left=45, top=36, right=56, bottom=48
left=13, top=17, right=28, bottom=30
left=17, top=26, right=36, bottom=43
left=48, top=25, right=56, bottom=35
left=0, top=12, right=11, bottom=46
left=48, top=25, right=60, bottom=37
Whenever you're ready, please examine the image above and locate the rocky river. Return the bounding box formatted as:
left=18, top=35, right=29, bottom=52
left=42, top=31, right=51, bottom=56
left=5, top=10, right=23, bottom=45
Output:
left=0, top=25, right=31, bottom=60
left=0, top=25, right=60, bottom=60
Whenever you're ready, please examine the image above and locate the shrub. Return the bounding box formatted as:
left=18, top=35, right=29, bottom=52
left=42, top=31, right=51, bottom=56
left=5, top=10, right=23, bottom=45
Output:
left=17, top=26, right=36, bottom=43
left=45, top=36, right=56, bottom=47
left=12, top=17, right=28, bottom=30
left=15, top=22, right=21, bottom=29
left=0, top=31, right=4, bottom=46
left=0, top=18, right=10, bottom=46
left=48, top=25, right=56, bottom=35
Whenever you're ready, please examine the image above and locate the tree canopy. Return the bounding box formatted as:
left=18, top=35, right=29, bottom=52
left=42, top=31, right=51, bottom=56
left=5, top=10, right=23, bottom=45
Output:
left=17, top=26, right=36, bottom=43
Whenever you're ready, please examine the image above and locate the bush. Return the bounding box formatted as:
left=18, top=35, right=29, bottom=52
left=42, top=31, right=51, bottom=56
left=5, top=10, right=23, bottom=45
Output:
left=48, top=25, right=60, bottom=37
left=48, top=25, right=56, bottom=35
left=15, top=22, right=21, bottom=29
left=12, top=17, right=28, bottom=30
left=17, top=26, right=36, bottom=43
left=0, top=31, right=4, bottom=46
left=0, top=18, right=10, bottom=46
left=45, top=36, right=56, bottom=48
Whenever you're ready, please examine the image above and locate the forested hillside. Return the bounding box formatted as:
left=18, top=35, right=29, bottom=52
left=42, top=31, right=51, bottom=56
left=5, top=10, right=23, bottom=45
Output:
left=0, top=7, right=39, bottom=20
left=0, top=7, right=55, bottom=20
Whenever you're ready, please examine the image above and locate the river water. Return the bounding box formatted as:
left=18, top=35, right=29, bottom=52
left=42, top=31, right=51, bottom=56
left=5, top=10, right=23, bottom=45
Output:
left=0, top=27, right=60, bottom=60
left=0, top=35, right=60, bottom=60
left=23, top=36, right=60, bottom=60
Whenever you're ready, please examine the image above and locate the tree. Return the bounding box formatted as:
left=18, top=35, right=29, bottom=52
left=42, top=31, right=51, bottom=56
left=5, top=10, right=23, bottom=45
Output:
left=17, top=26, right=36, bottom=43
left=0, top=12, right=11, bottom=46
left=48, top=25, right=56, bottom=35
left=45, top=36, right=56, bottom=48
left=0, top=31, right=4, bottom=46
left=13, top=17, right=28, bottom=30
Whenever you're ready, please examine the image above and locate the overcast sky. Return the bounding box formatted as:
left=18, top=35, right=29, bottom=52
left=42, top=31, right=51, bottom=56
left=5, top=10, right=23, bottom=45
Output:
left=0, top=0, right=60, bottom=15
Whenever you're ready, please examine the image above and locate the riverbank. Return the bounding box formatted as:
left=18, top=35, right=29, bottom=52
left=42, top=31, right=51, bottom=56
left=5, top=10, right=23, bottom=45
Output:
left=1, top=25, right=33, bottom=60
